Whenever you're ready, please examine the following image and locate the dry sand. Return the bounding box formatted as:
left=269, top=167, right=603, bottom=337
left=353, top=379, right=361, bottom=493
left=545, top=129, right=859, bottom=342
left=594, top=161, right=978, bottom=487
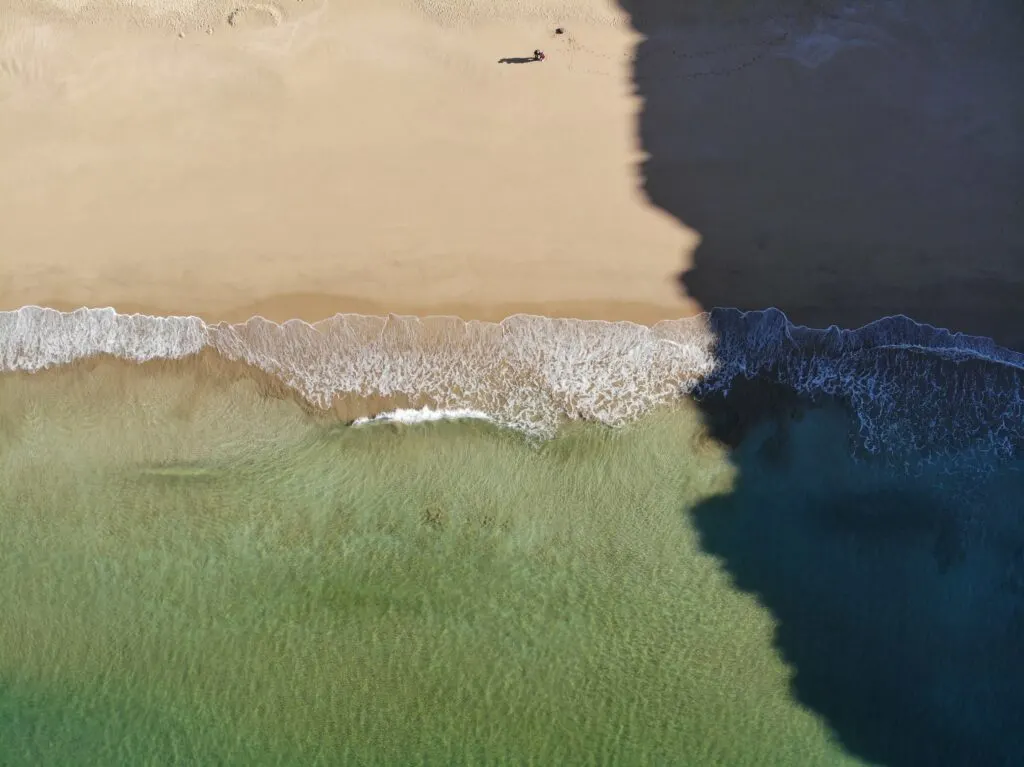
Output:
left=2, top=0, right=695, bottom=324
left=2, top=0, right=1022, bottom=336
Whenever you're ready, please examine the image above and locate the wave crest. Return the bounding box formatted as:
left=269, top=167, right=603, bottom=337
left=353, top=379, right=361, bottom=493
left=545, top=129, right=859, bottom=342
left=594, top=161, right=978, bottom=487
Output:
left=207, top=312, right=717, bottom=434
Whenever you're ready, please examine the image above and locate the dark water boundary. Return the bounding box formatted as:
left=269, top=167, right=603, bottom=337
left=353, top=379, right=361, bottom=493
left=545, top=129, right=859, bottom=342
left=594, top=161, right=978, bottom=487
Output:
left=683, top=416, right=1024, bottom=767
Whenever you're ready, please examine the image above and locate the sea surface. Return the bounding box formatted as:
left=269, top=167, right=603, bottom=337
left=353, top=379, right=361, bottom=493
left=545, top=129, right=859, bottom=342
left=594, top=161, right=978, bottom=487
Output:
left=1, top=306, right=1023, bottom=766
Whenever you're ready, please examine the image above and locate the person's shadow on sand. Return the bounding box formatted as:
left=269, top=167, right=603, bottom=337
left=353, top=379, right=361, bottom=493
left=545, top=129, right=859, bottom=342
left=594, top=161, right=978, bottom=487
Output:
left=498, top=56, right=540, bottom=64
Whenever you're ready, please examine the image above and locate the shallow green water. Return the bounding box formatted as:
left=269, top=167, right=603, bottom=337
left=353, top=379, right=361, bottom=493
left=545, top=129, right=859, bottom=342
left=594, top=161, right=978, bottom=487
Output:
left=1, top=361, right=1021, bottom=765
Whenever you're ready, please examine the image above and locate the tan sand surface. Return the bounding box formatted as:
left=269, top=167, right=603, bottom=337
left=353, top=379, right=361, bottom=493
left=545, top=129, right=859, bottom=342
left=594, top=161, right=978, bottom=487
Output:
left=1, top=0, right=698, bottom=323
left=2, top=0, right=1023, bottom=336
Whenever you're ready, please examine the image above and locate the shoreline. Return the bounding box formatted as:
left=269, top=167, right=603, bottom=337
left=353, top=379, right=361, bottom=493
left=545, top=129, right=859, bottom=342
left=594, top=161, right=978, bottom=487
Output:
left=4, top=304, right=1024, bottom=469
left=12, top=294, right=698, bottom=328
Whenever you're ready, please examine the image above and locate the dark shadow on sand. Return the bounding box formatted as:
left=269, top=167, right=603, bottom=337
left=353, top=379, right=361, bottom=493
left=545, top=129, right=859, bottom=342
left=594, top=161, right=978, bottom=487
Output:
left=615, top=2, right=1024, bottom=765
left=498, top=57, right=541, bottom=64
left=618, top=1, right=1024, bottom=347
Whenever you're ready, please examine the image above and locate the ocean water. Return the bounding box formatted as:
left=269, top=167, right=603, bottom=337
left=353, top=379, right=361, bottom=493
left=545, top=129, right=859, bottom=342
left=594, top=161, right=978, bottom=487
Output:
left=1, top=307, right=1023, bottom=766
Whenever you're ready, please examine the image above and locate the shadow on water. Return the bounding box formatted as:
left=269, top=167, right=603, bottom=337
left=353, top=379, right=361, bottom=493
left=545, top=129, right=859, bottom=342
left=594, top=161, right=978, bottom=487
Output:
left=690, top=380, right=1024, bottom=766
left=615, top=1, right=1024, bottom=765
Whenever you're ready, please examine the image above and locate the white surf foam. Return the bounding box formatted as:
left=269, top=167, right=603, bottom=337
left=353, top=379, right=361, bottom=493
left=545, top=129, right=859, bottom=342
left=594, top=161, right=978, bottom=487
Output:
left=207, top=313, right=718, bottom=436
left=0, top=306, right=718, bottom=436
left=352, top=407, right=494, bottom=427
left=4, top=305, right=1024, bottom=468
left=0, top=305, right=209, bottom=372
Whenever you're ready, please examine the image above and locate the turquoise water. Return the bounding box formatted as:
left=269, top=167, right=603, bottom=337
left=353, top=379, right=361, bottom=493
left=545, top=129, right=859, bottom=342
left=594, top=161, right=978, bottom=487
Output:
left=2, top=309, right=1024, bottom=765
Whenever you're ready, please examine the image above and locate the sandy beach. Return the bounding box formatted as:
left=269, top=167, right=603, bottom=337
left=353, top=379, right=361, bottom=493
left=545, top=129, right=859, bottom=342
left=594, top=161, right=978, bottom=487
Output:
left=1, top=0, right=697, bottom=324
left=5, top=6, right=1024, bottom=765
left=2, top=0, right=1023, bottom=339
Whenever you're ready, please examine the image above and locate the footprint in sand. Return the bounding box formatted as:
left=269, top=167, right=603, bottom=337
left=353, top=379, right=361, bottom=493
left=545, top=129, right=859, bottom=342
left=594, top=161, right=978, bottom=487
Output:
left=226, top=3, right=284, bottom=30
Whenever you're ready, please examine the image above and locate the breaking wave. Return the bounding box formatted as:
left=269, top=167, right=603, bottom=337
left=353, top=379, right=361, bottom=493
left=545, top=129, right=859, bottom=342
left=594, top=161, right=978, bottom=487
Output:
left=351, top=407, right=495, bottom=427
left=3, top=305, right=1023, bottom=466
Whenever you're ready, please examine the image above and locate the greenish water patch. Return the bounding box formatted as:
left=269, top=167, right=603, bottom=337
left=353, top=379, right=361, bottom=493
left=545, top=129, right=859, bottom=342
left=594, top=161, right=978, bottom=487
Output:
left=136, top=464, right=223, bottom=480
left=2, top=363, right=1021, bottom=765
